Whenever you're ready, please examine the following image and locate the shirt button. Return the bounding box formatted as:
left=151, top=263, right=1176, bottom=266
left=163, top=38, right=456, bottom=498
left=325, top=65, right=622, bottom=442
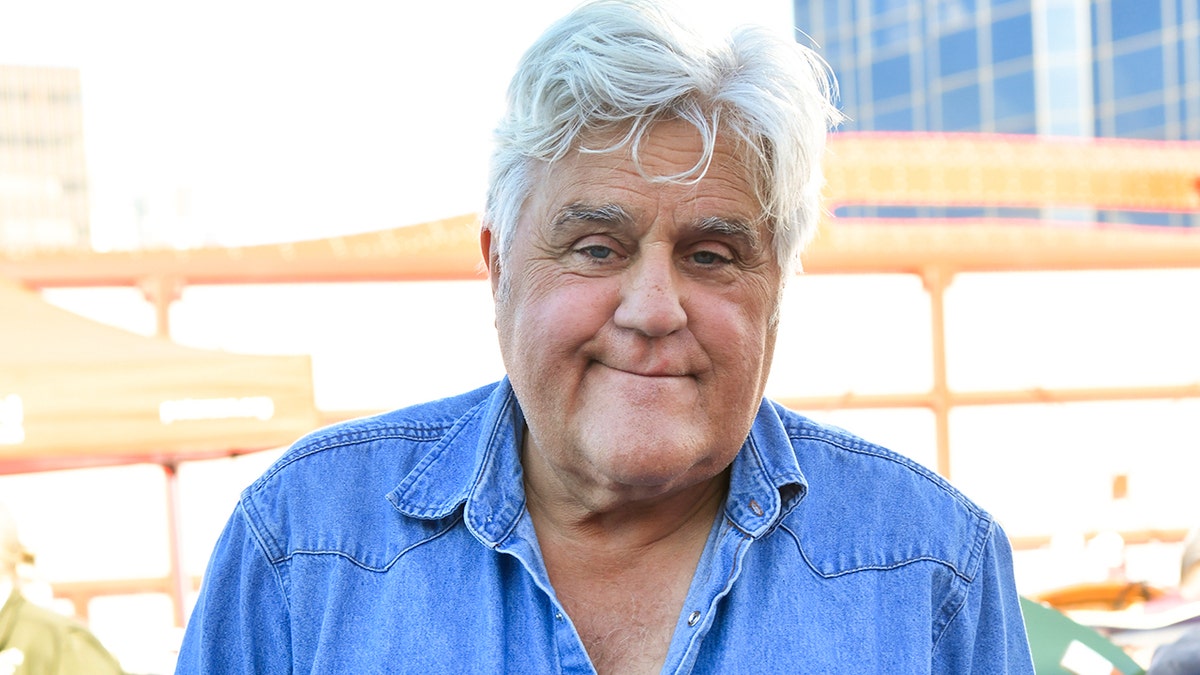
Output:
left=555, top=612, right=564, bottom=621
left=749, top=499, right=764, bottom=517
left=687, top=611, right=701, bottom=627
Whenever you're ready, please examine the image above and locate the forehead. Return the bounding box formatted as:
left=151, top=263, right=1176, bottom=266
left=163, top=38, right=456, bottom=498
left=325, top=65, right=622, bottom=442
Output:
left=524, top=120, right=766, bottom=230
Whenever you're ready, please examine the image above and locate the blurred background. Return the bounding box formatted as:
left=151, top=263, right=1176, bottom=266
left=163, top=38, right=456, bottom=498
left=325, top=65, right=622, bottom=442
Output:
left=1, top=0, right=1198, bottom=672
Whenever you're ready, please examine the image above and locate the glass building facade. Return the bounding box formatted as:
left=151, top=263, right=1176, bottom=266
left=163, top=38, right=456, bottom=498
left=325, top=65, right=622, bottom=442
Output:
left=794, top=0, right=1200, bottom=226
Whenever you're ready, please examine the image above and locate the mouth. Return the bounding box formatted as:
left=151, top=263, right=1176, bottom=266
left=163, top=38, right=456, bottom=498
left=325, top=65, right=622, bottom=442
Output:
left=596, top=361, right=692, bottom=379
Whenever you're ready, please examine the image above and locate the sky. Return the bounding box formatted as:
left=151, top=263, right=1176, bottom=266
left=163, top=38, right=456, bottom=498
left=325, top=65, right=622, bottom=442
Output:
left=0, top=0, right=795, bottom=250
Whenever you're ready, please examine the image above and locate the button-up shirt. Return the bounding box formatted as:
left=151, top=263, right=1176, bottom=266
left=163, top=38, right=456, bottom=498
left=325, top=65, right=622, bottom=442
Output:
left=176, top=379, right=1033, bottom=673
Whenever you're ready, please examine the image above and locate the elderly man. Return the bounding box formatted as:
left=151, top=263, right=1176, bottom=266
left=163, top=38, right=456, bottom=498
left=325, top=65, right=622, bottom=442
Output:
left=177, top=1, right=1033, bottom=672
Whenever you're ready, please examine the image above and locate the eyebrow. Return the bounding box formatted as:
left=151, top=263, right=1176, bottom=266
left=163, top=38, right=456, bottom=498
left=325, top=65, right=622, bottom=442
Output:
left=550, top=203, right=633, bottom=230
left=694, top=215, right=761, bottom=250
left=549, top=204, right=761, bottom=249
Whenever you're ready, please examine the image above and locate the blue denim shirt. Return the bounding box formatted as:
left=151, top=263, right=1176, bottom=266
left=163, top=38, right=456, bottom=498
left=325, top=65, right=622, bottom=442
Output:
left=177, top=379, right=1033, bottom=674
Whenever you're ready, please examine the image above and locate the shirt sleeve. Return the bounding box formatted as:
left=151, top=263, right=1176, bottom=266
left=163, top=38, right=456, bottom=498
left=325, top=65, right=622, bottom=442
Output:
left=175, top=502, right=292, bottom=675
left=931, top=521, right=1035, bottom=674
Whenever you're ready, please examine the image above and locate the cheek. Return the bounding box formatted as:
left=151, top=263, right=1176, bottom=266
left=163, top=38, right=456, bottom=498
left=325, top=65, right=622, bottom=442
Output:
left=698, top=299, right=772, bottom=355
left=498, top=274, right=617, bottom=360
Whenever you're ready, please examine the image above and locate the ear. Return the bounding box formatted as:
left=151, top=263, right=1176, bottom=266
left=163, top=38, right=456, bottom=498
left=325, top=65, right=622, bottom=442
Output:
left=480, top=224, right=501, bottom=298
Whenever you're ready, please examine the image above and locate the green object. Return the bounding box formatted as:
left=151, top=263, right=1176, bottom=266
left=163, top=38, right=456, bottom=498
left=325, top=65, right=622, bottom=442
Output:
left=0, top=591, right=125, bottom=674
left=1021, top=596, right=1145, bottom=674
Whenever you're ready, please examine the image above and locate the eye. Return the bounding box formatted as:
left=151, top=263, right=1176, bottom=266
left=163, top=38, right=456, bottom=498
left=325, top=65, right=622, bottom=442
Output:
left=578, top=245, right=614, bottom=260
left=689, top=250, right=733, bottom=266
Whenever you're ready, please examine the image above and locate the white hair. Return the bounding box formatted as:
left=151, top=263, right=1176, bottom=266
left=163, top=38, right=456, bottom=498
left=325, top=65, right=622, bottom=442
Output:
left=483, top=0, right=842, bottom=274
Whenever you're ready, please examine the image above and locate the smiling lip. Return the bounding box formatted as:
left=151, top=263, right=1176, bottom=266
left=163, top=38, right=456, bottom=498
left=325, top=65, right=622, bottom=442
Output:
left=598, top=362, right=690, bottom=378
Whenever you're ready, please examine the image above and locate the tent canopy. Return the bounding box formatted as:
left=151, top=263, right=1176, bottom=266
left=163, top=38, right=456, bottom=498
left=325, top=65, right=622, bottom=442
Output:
left=0, top=279, right=319, bottom=474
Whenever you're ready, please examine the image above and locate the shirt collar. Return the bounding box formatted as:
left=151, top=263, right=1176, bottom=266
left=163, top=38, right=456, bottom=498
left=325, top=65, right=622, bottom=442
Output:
left=388, top=380, right=808, bottom=544
left=386, top=379, right=526, bottom=546
left=724, top=399, right=809, bottom=538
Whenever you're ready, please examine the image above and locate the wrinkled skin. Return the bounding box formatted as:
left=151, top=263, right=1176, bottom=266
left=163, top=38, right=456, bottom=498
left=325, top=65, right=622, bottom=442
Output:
left=483, top=120, right=783, bottom=514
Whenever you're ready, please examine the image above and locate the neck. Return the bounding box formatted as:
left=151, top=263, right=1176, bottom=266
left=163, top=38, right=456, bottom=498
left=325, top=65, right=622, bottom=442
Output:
left=525, top=463, right=729, bottom=565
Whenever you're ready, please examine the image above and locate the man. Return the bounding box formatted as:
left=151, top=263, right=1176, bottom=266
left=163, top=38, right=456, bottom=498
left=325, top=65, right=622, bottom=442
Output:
left=0, top=503, right=125, bottom=675
left=177, top=1, right=1034, bottom=672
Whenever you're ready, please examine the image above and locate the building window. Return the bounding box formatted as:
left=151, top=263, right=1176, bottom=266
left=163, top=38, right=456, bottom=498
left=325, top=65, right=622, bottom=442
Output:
left=873, top=20, right=912, bottom=51
left=822, top=0, right=841, bottom=34
left=993, top=69, right=1036, bottom=120
left=936, top=0, right=977, bottom=31
left=995, top=115, right=1038, bottom=134
left=942, top=83, right=982, bottom=129
left=1111, top=46, right=1166, bottom=99
left=992, top=12, right=1034, bottom=64
left=873, top=0, right=909, bottom=15
left=874, top=106, right=915, bottom=130
left=939, top=29, right=979, bottom=77
left=1110, top=0, right=1163, bottom=41
left=872, top=55, right=913, bottom=102
left=1113, top=103, right=1166, bottom=137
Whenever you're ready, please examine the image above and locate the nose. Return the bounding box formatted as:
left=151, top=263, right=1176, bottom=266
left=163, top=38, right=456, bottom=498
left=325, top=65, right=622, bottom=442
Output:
left=613, top=250, right=687, bottom=337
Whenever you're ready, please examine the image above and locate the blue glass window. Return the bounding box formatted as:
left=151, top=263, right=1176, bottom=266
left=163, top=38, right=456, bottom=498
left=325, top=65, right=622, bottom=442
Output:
left=1101, top=210, right=1172, bottom=226
left=1178, top=37, right=1192, bottom=95
left=939, top=29, right=979, bottom=77
left=993, top=69, right=1035, bottom=119
left=1111, top=46, right=1165, bottom=100
left=937, top=0, right=977, bottom=29
left=873, top=0, right=908, bottom=14
left=1113, top=103, right=1166, bottom=137
left=872, top=20, right=911, bottom=50
left=1183, top=99, right=1195, bottom=141
left=834, top=206, right=872, bottom=219
left=876, top=206, right=922, bottom=218
left=874, top=106, right=915, bottom=130
left=995, top=115, right=1037, bottom=134
left=822, top=0, right=842, bottom=34
left=996, top=207, right=1043, bottom=220
left=871, top=55, right=912, bottom=101
left=1110, top=0, right=1162, bottom=41
left=992, top=13, right=1033, bottom=63
left=942, top=84, right=981, bottom=130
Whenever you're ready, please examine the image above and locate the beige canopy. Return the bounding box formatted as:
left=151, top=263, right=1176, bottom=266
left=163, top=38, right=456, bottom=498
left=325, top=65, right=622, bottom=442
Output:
left=0, top=278, right=319, bottom=474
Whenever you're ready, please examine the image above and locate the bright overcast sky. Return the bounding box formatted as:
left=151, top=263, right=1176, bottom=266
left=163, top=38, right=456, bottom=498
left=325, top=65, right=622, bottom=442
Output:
left=0, top=1, right=796, bottom=250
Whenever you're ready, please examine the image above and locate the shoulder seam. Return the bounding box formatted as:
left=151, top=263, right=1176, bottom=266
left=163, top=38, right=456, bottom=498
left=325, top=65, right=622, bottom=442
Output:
left=789, top=430, right=987, bottom=521
left=930, top=518, right=997, bottom=653
left=250, top=424, right=452, bottom=493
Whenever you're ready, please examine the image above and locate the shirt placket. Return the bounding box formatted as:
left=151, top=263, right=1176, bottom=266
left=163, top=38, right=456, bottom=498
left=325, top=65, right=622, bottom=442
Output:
left=493, top=514, right=598, bottom=675
left=662, top=516, right=758, bottom=675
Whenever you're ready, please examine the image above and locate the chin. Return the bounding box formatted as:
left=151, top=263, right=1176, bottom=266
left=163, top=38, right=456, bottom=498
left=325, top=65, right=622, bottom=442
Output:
left=589, top=437, right=716, bottom=488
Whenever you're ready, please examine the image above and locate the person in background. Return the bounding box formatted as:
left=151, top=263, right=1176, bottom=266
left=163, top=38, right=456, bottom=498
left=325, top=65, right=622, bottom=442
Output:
left=0, top=502, right=124, bottom=675
left=1148, top=528, right=1200, bottom=674
left=175, top=0, right=1034, bottom=672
